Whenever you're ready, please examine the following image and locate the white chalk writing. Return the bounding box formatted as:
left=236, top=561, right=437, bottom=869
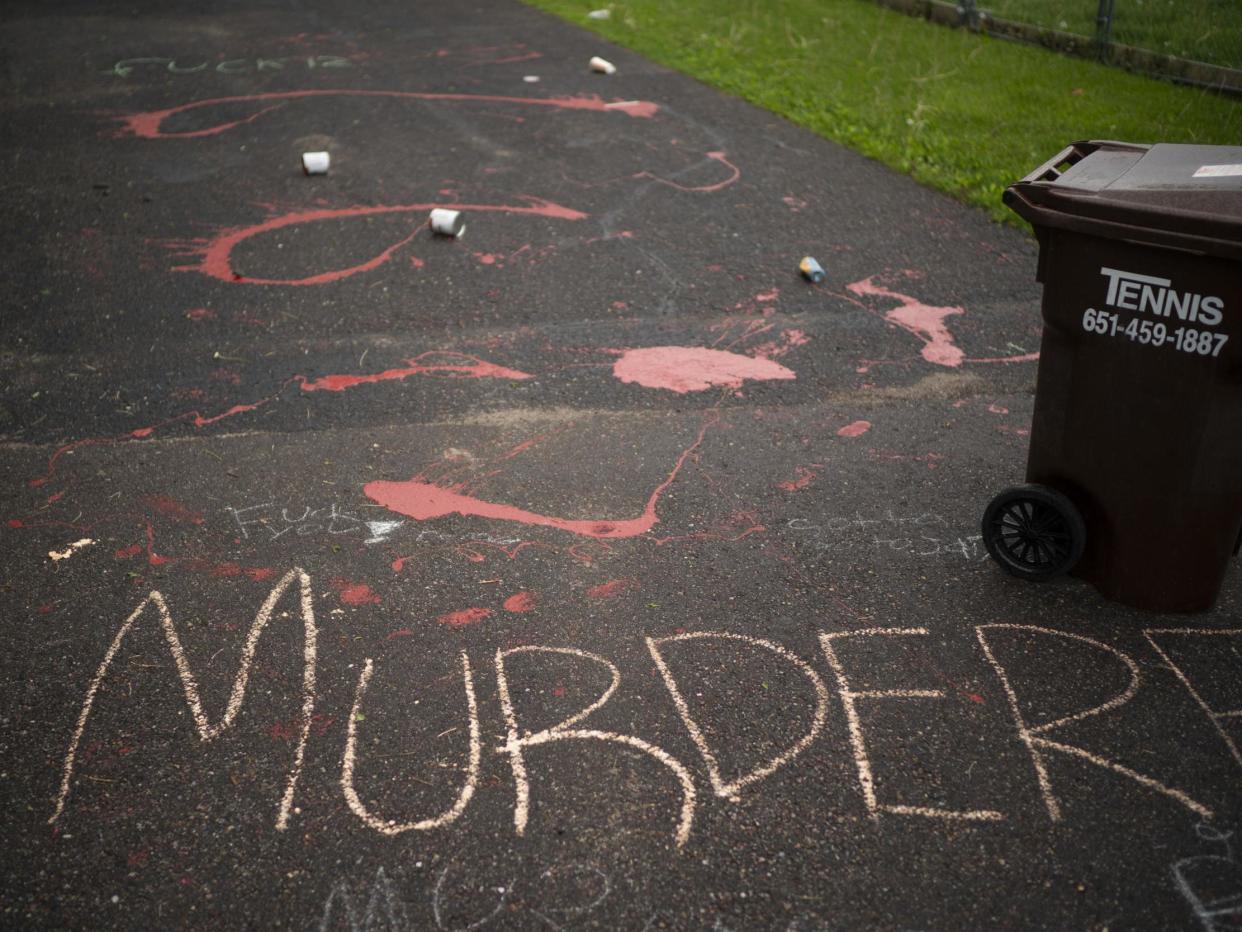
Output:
left=50, top=577, right=1239, bottom=850
left=105, top=55, right=353, bottom=78
left=785, top=515, right=988, bottom=561
left=227, top=502, right=404, bottom=544
left=1172, top=824, right=1242, bottom=931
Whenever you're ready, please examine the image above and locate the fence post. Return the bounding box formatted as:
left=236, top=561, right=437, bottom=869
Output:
left=1095, top=0, right=1116, bottom=61
left=958, top=0, right=981, bottom=30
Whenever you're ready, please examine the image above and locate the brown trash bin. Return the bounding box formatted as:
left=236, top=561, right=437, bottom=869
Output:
left=983, top=140, right=1242, bottom=613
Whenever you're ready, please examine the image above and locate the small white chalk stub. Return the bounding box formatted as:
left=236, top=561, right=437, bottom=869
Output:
left=587, top=8, right=611, bottom=19
left=429, top=208, right=465, bottom=237
left=523, top=75, right=540, bottom=83
left=301, top=151, right=330, bottom=175
left=590, top=56, right=617, bottom=75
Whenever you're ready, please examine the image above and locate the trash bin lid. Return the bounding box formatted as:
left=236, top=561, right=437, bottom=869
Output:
left=1005, top=140, right=1242, bottom=261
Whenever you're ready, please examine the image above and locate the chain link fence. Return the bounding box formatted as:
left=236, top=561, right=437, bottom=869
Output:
left=876, top=0, right=1242, bottom=94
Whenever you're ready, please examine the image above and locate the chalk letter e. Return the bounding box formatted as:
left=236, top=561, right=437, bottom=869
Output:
left=820, top=627, right=1002, bottom=822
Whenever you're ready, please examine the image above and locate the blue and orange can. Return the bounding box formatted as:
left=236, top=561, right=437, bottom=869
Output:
left=799, top=256, right=825, bottom=283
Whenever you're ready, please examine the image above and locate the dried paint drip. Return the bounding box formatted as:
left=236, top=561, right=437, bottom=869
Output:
left=439, top=607, right=493, bottom=628
left=117, top=90, right=660, bottom=141
left=504, top=592, right=537, bottom=613
left=365, top=415, right=717, bottom=538
left=612, top=346, right=795, bottom=394
left=171, top=199, right=587, bottom=286
left=847, top=275, right=965, bottom=367
left=300, top=352, right=532, bottom=392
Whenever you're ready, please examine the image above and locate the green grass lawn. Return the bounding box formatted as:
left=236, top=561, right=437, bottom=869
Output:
left=524, top=0, right=1240, bottom=226
left=984, top=0, right=1241, bottom=68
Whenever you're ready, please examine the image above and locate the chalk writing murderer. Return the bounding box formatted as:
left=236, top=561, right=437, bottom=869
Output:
left=50, top=571, right=1240, bottom=851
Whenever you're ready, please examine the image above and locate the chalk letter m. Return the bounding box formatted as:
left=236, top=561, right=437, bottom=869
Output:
left=50, top=568, right=318, bottom=830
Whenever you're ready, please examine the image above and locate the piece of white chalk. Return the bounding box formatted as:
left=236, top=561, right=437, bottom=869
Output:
left=587, top=8, right=611, bottom=19
left=429, top=208, right=465, bottom=237
left=589, top=56, right=617, bottom=75
left=301, top=151, right=330, bottom=175
left=523, top=75, right=540, bottom=83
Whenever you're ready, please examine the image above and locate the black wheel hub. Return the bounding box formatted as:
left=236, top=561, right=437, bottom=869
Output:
left=982, top=485, right=1086, bottom=581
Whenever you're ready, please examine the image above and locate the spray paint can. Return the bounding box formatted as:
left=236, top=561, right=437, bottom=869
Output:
left=429, top=208, right=465, bottom=237
left=799, top=256, right=825, bottom=283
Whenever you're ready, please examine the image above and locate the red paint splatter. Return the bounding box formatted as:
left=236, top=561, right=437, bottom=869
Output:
left=211, top=562, right=242, bottom=577
left=847, top=275, right=965, bottom=367
left=332, top=578, right=381, bottom=605
left=114, top=543, right=143, bottom=559
left=504, top=591, right=537, bottom=612
left=172, top=199, right=587, bottom=286
left=144, top=494, right=204, bottom=525
left=837, top=420, right=871, bottom=438
left=37, top=603, right=55, bottom=615
left=365, top=414, right=717, bottom=539
left=127, top=850, right=150, bottom=868
left=210, top=368, right=242, bottom=386
left=988, top=404, right=1009, bottom=415
left=269, top=712, right=335, bottom=742
left=118, top=90, right=660, bottom=140
left=586, top=578, right=639, bottom=599
left=639, top=151, right=741, bottom=193
left=7, top=519, right=23, bottom=528
left=386, top=628, right=414, bottom=640
left=869, top=449, right=943, bottom=470
left=612, top=346, right=795, bottom=394
left=777, top=465, right=822, bottom=492
left=750, top=329, right=809, bottom=361
left=651, top=510, right=765, bottom=546
left=192, top=403, right=262, bottom=427
left=185, top=307, right=215, bottom=321
left=437, top=607, right=493, bottom=628
left=145, top=523, right=172, bottom=566
left=552, top=685, right=567, bottom=698
left=300, top=351, right=532, bottom=392
left=245, top=567, right=275, bottom=582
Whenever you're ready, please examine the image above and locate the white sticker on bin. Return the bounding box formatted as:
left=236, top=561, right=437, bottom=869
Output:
left=1192, top=164, right=1242, bottom=178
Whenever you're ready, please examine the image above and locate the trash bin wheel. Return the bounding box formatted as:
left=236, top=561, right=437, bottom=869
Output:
left=982, top=484, right=1085, bottom=581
